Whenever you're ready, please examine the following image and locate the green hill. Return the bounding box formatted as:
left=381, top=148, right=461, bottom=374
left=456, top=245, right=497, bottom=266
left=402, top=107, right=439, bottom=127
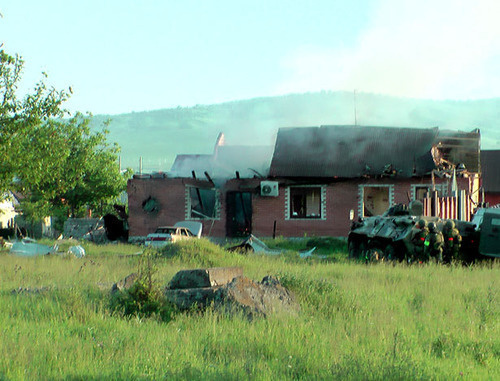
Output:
left=90, top=91, right=500, bottom=172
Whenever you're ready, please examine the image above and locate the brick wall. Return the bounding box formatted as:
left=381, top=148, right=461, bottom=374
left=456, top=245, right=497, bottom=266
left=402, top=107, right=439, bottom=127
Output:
left=485, top=193, right=500, bottom=206
left=128, top=176, right=473, bottom=239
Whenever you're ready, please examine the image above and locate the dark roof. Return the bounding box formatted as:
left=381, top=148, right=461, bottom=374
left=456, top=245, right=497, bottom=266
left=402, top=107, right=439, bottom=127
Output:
left=481, top=150, right=500, bottom=192
left=269, top=125, right=439, bottom=178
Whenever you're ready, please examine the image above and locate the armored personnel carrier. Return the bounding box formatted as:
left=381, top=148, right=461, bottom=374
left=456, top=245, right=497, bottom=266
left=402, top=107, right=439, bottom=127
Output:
left=347, top=201, right=500, bottom=262
left=348, top=201, right=430, bottom=261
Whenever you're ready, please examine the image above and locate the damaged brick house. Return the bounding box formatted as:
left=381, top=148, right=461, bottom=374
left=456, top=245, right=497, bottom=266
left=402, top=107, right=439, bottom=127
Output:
left=127, top=126, right=480, bottom=240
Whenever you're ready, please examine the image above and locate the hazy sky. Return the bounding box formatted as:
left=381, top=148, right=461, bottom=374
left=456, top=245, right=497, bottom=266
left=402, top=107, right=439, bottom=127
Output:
left=1, top=0, right=499, bottom=115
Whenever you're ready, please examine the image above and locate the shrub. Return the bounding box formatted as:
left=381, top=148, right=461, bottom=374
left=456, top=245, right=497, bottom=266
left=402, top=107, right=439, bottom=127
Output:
left=109, top=249, right=177, bottom=322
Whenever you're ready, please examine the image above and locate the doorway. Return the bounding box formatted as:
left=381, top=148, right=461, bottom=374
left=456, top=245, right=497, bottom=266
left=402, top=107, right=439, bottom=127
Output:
left=226, top=192, right=252, bottom=237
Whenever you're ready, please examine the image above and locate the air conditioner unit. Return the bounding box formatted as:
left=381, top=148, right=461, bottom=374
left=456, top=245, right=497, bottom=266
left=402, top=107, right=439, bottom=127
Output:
left=260, top=181, right=279, bottom=197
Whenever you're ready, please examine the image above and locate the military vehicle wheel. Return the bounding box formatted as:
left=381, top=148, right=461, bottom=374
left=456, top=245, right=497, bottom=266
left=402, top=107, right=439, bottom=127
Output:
left=348, top=239, right=359, bottom=258
left=367, top=247, right=385, bottom=262
left=358, top=241, right=368, bottom=260
left=384, top=244, right=397, bottom=261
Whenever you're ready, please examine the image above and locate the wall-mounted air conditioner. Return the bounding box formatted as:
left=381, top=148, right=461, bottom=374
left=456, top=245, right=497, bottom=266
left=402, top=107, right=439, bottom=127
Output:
left=260, top=181, right=279, bottom=197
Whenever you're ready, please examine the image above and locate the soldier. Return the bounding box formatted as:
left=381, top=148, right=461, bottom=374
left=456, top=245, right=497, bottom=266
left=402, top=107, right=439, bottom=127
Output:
left=424, top=222, right=444, bottom=263
left=442, top=220, right=462, bottom=263
left=410, top=219, right=429, bottom=263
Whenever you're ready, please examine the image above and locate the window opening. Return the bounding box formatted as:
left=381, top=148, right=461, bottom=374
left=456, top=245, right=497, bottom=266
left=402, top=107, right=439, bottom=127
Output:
left=188, top=187, right=218, bottom=219
left=363, top=186, right=390, bottom=217
left=142, top=196, right=159, bottom=214
left=289, top=187, right=322, bottom=219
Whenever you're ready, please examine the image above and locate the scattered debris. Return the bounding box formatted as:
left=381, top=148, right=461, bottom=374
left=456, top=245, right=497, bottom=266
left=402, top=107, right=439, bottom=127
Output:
left=228, top=234, right=316, bottom=258
left=68, top=245, right=85, bottom=258
left=9, top=238, right=57, bottom=256
left=164, top=267, right=300, bottom=318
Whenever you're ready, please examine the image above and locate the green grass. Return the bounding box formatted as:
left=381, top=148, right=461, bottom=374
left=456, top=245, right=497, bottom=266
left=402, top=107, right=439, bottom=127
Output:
left=1, top=239, right=498, bottom=380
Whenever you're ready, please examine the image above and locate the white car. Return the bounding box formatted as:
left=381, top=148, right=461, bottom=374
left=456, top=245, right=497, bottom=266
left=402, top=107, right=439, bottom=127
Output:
left=144, top=221, right=202, bottom=247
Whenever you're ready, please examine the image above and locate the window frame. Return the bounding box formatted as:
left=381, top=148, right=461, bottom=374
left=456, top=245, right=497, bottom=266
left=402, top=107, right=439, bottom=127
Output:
left=285, top=185, right=327, bottom=221
left=358, top=184, right=394, bottom=218
left=185, top=185, right=220, bottom=221
left=411, top=184, right=447, bottom=200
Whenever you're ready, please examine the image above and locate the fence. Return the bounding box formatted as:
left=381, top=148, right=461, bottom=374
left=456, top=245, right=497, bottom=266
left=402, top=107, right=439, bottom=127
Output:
left=422, top=190, right=473, bottom=221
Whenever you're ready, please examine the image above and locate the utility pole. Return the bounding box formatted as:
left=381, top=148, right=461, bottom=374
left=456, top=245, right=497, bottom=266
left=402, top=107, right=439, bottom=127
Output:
left=353, top=89, right=358, bottom=126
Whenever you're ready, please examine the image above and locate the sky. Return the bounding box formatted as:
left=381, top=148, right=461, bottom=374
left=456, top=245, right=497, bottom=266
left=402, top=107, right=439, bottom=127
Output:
left=1, top=0, right=499, bottom=115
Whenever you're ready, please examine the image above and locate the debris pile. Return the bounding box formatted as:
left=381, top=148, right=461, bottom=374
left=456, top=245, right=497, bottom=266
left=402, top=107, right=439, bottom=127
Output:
left=164, top=267, right=300, bottom=318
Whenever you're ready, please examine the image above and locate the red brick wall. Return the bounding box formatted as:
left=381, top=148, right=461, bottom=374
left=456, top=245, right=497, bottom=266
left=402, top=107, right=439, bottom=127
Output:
left=485, top=193, right=500, bottom=206
left=128, top=176, right=472, bottom=239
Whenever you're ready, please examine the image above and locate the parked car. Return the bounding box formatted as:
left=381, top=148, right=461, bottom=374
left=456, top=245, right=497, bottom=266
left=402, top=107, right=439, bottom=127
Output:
left=144, top=221, right=202, bottom=247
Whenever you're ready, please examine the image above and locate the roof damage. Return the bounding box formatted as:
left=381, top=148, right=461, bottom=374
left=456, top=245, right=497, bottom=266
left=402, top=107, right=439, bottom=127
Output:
left=170, top=133, right=273, bottom=180
left=269, top=125, right=480, bottom=179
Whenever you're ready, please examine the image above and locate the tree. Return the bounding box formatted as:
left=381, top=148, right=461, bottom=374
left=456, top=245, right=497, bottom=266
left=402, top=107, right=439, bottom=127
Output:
left=0, top=49, right=129, bottom=221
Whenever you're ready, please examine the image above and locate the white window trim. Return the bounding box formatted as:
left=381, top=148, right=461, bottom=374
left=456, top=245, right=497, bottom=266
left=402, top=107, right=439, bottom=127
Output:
left=185, top=185, right=221, bottom=221
left=358, top=184, right=394, bottom=217
left=285, top=185, right=327, bottom=221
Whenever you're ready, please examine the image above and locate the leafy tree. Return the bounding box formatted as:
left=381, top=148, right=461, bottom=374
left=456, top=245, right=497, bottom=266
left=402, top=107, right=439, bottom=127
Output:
left=0, top=49, right=129, bottom=221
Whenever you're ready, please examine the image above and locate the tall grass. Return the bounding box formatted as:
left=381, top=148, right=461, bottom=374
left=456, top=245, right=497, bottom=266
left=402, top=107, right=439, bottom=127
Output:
left=0, top=239, right=498, bottom=379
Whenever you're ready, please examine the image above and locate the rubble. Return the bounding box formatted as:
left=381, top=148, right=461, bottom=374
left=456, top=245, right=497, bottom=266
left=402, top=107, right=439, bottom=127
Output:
left=10, top=238, right=56, bottom=256
left=164, top=267, right=300, bottom=318
left=228, top=234, right=316, bottom=258
left=68, top=245, right=85, bottom=258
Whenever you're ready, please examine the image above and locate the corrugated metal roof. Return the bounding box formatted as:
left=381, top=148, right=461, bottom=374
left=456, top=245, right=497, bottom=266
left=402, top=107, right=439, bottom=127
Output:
left=269, top=125, right=439, bottom=178
left=481, top=150, right=500, bottom=192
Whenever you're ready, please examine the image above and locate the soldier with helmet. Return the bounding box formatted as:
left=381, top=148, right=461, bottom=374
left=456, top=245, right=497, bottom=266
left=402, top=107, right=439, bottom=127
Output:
left=442, top=220, right=462, bottom=263
left=410, top=219, right=429, bottom=262
left=424, top=222, right=444, bottom=263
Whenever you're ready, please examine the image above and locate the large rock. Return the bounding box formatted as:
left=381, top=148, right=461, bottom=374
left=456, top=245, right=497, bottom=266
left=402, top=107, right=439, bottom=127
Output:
left=165, top=270, right=300, bottom=318
left=168, top=267, right=243, bottom=289
left=214, top=275, right=300, bottom=318
left=165, top=287, right=219, bottom=310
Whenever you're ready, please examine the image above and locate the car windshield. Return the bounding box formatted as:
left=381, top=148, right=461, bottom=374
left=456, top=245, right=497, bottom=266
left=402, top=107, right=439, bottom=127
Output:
left=155, top=227, right=176, bottom=234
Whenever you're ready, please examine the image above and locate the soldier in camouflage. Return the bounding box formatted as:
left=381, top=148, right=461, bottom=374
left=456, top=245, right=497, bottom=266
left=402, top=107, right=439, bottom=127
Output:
left=410, top=219, right=429, bottom=263
left=442, top=220, right=462, bottom=263
left=424, top=222, right=444, bottom=263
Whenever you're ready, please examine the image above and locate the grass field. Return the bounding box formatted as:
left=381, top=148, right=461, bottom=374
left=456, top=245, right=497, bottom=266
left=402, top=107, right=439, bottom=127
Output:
left=0, top=239, right=498, bottom=380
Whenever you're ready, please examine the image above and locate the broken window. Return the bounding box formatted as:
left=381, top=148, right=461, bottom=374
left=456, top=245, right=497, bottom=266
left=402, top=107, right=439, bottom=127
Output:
left=412, top=184, right=447, bottom=200
left=187, top=186, right=219, bottom=220
left=361, top=186, right=391, bottom=217
left=289, top=187, right=322, bottom=219
left=142, top=197, right=160, bottom=214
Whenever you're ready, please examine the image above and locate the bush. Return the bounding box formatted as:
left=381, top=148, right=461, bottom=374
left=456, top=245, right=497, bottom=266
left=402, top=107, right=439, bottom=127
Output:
left=109, top=249, right=177, bottom=322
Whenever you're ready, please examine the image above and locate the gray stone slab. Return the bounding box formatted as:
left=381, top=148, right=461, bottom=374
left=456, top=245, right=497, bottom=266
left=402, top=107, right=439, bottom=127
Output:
left=168, top=267, right=243, bottom=289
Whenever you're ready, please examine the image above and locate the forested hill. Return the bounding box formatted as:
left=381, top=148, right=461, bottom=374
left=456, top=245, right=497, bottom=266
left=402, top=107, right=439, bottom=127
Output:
left=90, top=91, right=500, bottom=172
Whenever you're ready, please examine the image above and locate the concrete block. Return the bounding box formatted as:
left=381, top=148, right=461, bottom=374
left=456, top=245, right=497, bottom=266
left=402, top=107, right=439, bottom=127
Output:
left=168, top=267, right=243, bottom=289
